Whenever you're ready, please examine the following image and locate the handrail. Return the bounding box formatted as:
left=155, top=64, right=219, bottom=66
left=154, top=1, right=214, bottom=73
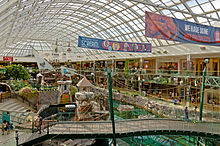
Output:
left=38, top=118, right=220, bottom=125
left=18, top=118, right=220, bottom=145
left=11, top=92, right=37, bottom=111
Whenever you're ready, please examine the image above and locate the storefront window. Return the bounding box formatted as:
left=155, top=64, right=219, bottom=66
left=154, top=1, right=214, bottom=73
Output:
left=158, top=62, right=178, bottom=74
left=116, top=61, right=125, bottom=69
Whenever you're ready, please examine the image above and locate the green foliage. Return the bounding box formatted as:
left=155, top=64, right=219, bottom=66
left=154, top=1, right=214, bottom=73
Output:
left=5, top=65, right=30, bottom=80
left=0, top=72, right=5, bottom=81
left=19, top=86, right=36, bottom=99
left=7, top=80, right=30, bottom=91
left=70, top=85, right=78, bottom=97
left=131, top=92, right=139, bottom=97
left=31, top=69, right=38, bottom=74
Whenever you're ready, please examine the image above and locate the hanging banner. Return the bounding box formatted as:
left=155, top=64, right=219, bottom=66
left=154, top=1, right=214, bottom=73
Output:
left=145, top=11, right=220, bottom=46
left=78, top=36, right=151, bottom=53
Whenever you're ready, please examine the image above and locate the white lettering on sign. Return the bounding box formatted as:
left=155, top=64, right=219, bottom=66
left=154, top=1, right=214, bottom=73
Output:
left=185, top=24, right=191, bottom=32
left=82, top=40, right=99, bottom=48
left=191, top=26, right=199, bottom=33
left=200, top=27, right=208, bottom=35
left=184, top=24, right=209, bottom=35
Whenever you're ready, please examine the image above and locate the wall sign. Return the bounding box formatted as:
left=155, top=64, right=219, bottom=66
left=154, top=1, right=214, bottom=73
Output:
left=3, top=56, right=13, bottom=61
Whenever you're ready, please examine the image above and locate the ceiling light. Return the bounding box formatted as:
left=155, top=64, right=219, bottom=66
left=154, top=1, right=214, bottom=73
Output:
left=163, top=50, right=168, bottom=54
left=200, top=47, right=206, bottom=50
left=157, top=51, right=161, bottom=54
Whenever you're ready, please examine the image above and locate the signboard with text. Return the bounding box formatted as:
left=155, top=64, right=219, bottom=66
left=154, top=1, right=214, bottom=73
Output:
left=145, top=11, right=220, bottom=46
left=78, top=36, right=152, bottom=53
left=3, top=56, right=13, bottom=61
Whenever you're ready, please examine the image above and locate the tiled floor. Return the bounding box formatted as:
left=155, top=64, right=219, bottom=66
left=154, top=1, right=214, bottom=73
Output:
left=0, top=131, right=16, bottom=146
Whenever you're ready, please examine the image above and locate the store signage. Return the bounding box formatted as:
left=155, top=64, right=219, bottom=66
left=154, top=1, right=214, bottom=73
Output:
left=78, top=36, right=152, bottom=53
left=145, top=11, right=220, bottom=46
left=128, top=59, right=136, bottom=63
left=117, top=61, right=124, bottom=64
left=3, top=56, right=13, bottom=61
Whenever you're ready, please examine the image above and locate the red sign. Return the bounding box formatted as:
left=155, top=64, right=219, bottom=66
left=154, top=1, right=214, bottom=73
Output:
left=3, top=56, right=13, bottom=61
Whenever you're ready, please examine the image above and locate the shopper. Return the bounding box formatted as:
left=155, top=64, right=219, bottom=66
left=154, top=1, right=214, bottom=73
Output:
left=35, top=115, right=43, bottom=134
left=2, top=120, right=9, bottom=135
left=194, top=106, right=198, bottom=121
left=39, top=116, right=43, bottom=133
left=178, top=98, right=182, bottom=104
left=174, top=99, right=177, bottom=105
left=6, top=121, right=9, bottom=134
left=171, top=92, right=174, bottom=99
left=184, top=107, right=189, bottom=121
left=212, top=101, right=215, bottom=111
left=9, top=122, right=14, bottom=131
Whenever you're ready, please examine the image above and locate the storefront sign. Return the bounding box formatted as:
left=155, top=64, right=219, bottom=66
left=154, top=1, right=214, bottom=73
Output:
left=117, top=61, right=124, bottom=65
left=78, top=36, right=152, bottom=53
left=145, top=11, right=220, bottom=46
left=3, top=56, right=13, bottom=61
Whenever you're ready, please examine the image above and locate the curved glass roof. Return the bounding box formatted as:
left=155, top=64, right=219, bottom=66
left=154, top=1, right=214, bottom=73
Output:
left=0, top=0, right=220, bottom=61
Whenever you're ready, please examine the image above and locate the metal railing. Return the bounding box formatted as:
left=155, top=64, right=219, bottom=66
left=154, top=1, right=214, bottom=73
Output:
left=76, top=68, right=220, bottom=77
left=94, top=88, right=220, bottom=122
left=18, top=118, right=220, bottom=145
left=0, top=92, right=11, bottom=103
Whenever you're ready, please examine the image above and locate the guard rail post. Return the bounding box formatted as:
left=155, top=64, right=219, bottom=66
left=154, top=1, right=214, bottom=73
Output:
left=47, top=122, right=49, bottom=135
left=107, top=67, right=116, bottom=146
left=16, top=131, right=18, bottom=146
left=32, top=112, right=34, bottom=133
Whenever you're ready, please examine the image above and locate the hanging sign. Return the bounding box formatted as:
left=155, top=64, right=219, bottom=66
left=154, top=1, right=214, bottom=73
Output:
left=145, top=11, right=220, bottom=46
left=3, top=56, right=13, bottom=61
left=78, top=36, right=151, bottom=53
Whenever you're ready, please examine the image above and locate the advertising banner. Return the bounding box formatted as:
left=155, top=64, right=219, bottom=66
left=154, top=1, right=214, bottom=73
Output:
left=145, top=11, right=220, bottom=46
left=3, top=56, right=13, bottom=61
left=78, top=36, right=151, bottom=53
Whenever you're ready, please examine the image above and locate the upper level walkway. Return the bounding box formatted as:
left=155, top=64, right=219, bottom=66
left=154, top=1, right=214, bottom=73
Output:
left=18, top=118, right=220, bottom=146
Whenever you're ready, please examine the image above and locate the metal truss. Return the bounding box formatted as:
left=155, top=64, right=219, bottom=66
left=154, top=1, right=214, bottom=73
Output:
left=0, top=0, right=220, bottom=61
left=205, top=76, right=220, bottom=87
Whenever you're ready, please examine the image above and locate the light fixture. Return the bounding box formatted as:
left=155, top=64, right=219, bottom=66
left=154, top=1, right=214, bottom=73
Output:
left=163, top=50, right=168, bottom=54
left=157, top=51, right=161, bottom=54
left=200, top=47, right=206, bottom=50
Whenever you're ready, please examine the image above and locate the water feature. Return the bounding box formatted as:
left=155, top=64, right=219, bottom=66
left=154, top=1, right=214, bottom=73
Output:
left=113, top=100, right=214, bottom=146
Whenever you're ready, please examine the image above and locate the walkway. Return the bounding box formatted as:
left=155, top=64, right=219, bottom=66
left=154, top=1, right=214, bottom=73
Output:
left=0, top=131, right=16, bottom=146
left=18, top=119, right=220, bottom=146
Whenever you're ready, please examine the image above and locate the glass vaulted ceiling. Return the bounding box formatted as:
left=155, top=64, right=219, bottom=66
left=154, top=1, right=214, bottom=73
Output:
left=0, top=0, right=220, bottom=61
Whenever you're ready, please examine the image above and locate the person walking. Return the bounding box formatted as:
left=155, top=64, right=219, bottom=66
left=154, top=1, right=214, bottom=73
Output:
left=194, top=106, right=198, bottom=121
left=2, top=120, right=9, bottom=135
left=184, top=106, right=189, bottom=121
left=9, top=122, right=14, bottom=131
left=35, top=115, right=43, bottom=134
